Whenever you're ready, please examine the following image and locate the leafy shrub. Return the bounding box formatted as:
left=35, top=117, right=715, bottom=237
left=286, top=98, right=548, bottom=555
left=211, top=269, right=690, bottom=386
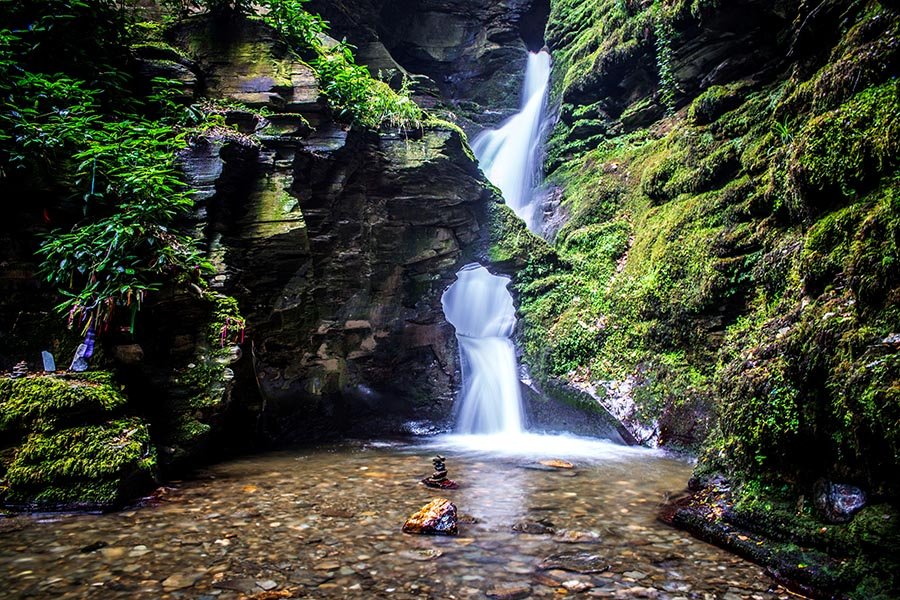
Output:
left=1, top=4, right=219, bottom=329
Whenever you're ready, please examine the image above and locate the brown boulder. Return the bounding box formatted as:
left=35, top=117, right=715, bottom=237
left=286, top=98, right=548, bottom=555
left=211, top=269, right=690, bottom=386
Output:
left=402, top=498, right=458, bottom=536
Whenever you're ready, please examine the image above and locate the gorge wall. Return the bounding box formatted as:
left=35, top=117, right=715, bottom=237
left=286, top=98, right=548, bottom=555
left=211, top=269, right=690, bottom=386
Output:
left=0, top=6, right=512, bottom=505
left=522, top=0, right=899, bottom=596
left=169, top=15, right=498, bottom=439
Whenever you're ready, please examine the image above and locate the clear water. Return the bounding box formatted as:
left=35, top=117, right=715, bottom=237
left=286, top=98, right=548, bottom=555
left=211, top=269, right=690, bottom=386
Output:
left=441, top=264, right=524, bottom=435
left=471, top=51, right=552, bottom=232
left=0, top=440, right=788, bottom=599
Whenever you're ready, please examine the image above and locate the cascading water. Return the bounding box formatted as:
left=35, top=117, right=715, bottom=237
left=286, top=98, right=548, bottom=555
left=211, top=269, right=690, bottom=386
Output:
left=470, top=50, right=551, bottom=231
left=442, top=50, right=552, bottom=437
left=441, top=265, right=523, bottom=434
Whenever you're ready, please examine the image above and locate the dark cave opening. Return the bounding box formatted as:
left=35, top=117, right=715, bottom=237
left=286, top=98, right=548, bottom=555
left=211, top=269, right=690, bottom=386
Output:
left=519, top=0, right=551, bottom=51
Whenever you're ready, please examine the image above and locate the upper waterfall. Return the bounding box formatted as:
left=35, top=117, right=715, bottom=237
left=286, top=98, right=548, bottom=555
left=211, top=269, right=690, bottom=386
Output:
left=471, top=50, right=551, bottom=231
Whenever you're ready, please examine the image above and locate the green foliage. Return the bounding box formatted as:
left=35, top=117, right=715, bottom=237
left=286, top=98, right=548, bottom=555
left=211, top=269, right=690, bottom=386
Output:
left=33, top=109, right=211, bottom=328
left=0, top=4, right=222, bottom=329
left=4, top=417, right=157, bottom=505
left=257, top=0, right=423, bottom=129
left=313, top=42, right=422, bottom=129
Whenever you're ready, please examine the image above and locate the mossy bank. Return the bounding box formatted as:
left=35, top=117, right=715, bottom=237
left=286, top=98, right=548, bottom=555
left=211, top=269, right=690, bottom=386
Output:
left=528, top=0, right=899, bottom=596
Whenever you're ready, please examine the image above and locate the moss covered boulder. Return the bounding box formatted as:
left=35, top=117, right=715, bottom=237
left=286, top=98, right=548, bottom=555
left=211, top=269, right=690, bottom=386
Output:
left=0, top=374, right=157, bottom=509
left=0, top=372, right=127, bottom=433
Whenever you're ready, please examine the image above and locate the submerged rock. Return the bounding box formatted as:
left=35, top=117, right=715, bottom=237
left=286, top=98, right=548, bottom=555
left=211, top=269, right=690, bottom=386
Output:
left=539, top=459, right=574, bottom=469
left=512, top=519, right=555, bottom=534
left=486, top=584, right=532, bottom=600
left=813, top=479, right=867, bottom=524
left=553, top=530, right=602, bottom=544
left=538, top=551, right=609, bottom=574
left=402, top=498, right=458, bottom=536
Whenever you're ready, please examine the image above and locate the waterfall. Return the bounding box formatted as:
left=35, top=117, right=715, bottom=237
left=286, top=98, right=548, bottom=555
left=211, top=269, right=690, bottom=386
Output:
left=442, top=264, right=523, bottom=434
left=442, top=50, right=551, bottom=436
left=471, top=50, right=551, bottom=231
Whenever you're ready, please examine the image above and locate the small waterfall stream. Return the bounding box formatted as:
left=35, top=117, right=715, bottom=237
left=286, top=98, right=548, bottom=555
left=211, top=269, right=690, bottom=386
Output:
left=471, top=51, right=551, bottom=231
left=444, top=51, right=552, bottom=436
left=441, top=265, right=522, bottom=434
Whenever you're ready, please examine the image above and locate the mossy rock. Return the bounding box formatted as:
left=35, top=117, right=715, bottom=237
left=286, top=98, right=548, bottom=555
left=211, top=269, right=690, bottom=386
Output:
left=0, top=372, right=128, bottom=433
left=3, top=417, right=157, bottom=508
left=486, top=200, right=561, bottom=279
left=688, top=84, right=745, bottom=125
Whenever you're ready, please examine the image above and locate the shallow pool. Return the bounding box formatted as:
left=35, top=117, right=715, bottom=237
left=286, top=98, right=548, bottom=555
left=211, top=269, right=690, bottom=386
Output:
left=0, top=436, right=789, bottom=599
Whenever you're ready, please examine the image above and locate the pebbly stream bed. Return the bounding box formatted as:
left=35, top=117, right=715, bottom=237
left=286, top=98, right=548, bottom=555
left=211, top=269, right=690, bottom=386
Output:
left=0, top=436, right=792, bottom=599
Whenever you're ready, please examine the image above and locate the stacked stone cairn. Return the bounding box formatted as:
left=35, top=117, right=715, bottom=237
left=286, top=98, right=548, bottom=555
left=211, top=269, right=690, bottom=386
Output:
left=422, top=454, right=459, bottom=489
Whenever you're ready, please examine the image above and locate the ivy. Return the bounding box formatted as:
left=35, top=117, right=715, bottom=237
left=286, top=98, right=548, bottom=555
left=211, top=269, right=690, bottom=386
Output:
left=651, top=1, right=677, bottom=115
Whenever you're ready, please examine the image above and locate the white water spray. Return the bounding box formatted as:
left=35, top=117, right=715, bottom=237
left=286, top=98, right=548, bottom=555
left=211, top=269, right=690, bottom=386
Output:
left=442, top=265, right=523, bottom=434
left=471, top=50, right=551, bottom=231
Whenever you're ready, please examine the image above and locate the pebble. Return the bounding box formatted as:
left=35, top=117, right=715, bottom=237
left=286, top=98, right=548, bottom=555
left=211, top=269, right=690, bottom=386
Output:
left=539, top=552, right=610, bottom=574
left=554, top=530, right=602, bottom=544
left=256, top=579, right=278, bottom=590
left=486, top=584, right=532, bottom=599
left=161, top=572, right=203, bottom=590
left=613, top=587, right=659, bottom=598
left=563, top=579, right=592, bottom=592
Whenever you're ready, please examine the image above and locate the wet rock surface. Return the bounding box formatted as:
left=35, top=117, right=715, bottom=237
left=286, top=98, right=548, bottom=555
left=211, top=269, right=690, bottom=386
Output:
left=402, top=498, right=459, bottom=536
left=159, top=15, right=500, bottom=444
left=306, top=0, right=551, bottom=129
left=538, top=551, right=609, bottom=574
left=0, top=440, right=792, bottom=599
left=813, top=479, right=867, bottom=524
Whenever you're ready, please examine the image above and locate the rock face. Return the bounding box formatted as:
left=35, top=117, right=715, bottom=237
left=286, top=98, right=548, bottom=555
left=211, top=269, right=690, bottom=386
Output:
left=203, top=126, right=493, bottom=439
left=813, top=480, right=867, bottom=524
left=170, top=16, right=324, bottom=117
left=402, top=498, right=459, bottom=535
left=538, top=0, right=900, bottom=595
left=166, top=16, right=496, bottom=441
left=307, top=0, right=551, bottom=128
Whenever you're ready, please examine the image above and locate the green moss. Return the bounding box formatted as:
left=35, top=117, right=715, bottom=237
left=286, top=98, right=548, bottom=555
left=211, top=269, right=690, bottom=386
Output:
left=0, top=373, right=127, bottom=433
left=797, top=186, right=896, bottom=298
left=157, top=291, right=244, bottom=461
left=688, top=84, right=745, bottom=125
left=164, top=415, right=213, bottom=459
left=781, top=81, right=899, bottom=217
left=541, top=0, right=900, bottom=591
left=558, top=220, right=631, bottom=282
left=487, top=201, right=560, bottom=279
left=4, top=417, right=157, bottom=506
left=724, top=481, right=900, bottom=599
